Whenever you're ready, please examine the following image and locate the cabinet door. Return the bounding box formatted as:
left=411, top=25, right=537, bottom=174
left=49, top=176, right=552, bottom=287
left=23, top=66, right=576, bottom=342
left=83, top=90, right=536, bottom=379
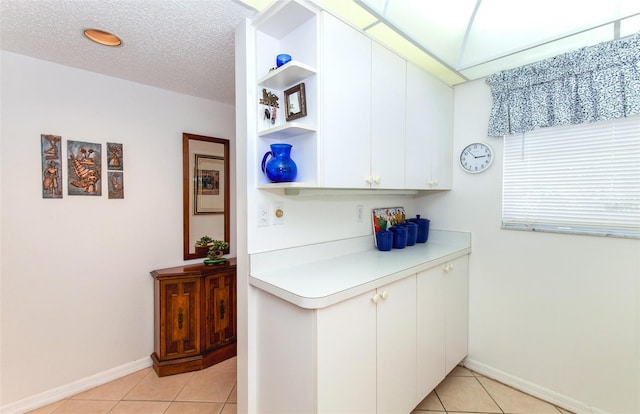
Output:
left=445, top=255, right=469, bottom=372
left=203, top=269, right=236, bottom=351
left=159, top=278, right=200, bottom=360
left=416, top=266, right=446, bottom=399
left=321, top=12, right=371, bottom=188
left=405, top=62, right=453, bottom=189
left=371, top=42, right=406, bottom=189
left=317, top=290, right=377, bottom=414
left=377, top=276, right=417, bottom=414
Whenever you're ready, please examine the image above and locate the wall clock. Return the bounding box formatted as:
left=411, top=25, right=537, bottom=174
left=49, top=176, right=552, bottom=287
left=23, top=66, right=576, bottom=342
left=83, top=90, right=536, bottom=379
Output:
left=459, top=142, right=494, bottom=173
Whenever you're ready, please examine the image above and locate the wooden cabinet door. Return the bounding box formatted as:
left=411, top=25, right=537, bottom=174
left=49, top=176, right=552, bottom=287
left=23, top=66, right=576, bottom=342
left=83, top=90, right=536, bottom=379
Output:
left=316, top=289, right=377, bottom=414
left=159, top=278, right=200, bottom=360
left=445, top=255, right=469, bottom=372
left=371, top=42, right=406, bottom=189
left=203, top=269, right=236, bottom=351
left=321, top=12, right=371, bottom=188
left=376, top=276, right=417, bottom=414
left=416, top=266, right=446, bottom=398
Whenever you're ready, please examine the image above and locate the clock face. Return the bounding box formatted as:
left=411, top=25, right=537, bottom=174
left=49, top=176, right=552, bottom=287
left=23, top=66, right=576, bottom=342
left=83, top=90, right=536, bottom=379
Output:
left=459, top=143, right=494, bottom=173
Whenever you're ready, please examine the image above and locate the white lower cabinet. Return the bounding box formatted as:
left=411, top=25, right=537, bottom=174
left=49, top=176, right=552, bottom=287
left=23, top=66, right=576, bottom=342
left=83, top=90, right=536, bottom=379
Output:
left=375, top=276, right=418, bottom=413
left=316, top=287, right=377, bottom=414
left=255, top=254, right=468, bottom=413
left=417, top=255, right=469, bottom=399
left=445, top=256, right=470, bottom=372
left=317, top=276, right=417, bottom=414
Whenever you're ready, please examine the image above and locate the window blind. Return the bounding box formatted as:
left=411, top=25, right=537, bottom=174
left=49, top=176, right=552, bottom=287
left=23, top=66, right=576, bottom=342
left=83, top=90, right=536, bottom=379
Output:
left=502, top=114, right=640, bottom=238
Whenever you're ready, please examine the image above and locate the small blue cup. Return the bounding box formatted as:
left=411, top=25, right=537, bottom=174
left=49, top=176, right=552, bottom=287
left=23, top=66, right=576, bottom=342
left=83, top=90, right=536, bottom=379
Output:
left=376, top=230, right=393, bottom=251
left=401, top=222, right=418, bottom=246
left=276, top=54, right=292, bottom=67
left=408, top=215, right=430, bottom=243
left=389, top=226, right=407, bottom=249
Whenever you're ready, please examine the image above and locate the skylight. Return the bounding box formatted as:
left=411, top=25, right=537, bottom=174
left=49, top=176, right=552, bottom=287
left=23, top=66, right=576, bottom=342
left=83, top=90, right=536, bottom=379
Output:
left=240, top=0, right=640, bottom=86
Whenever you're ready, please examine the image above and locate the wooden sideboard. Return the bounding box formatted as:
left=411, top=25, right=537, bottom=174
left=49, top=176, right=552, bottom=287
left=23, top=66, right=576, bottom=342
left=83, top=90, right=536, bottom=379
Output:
left=150, top=259, right=236, bottom=376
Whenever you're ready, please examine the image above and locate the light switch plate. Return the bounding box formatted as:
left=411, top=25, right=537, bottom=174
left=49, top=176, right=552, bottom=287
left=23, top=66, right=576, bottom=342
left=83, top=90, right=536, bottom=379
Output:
left=257, top=205, right=269, bottom=227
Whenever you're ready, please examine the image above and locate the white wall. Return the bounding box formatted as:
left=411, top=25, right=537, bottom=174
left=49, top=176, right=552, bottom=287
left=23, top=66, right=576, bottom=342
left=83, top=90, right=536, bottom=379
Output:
left=0, top=51, right=236, bottom=408
left=420, top=78, right=640, bottom=414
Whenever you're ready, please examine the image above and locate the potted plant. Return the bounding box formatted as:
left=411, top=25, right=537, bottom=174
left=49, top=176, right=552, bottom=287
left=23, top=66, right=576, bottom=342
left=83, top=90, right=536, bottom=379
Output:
left=207, top=240, right=229, bottom=261
left=195, top=235, right=214, bottom=255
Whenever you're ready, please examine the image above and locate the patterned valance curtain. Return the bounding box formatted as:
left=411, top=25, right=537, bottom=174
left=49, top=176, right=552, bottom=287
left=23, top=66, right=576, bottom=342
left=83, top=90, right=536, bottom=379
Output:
left=486, top=32, right=640, bottom=137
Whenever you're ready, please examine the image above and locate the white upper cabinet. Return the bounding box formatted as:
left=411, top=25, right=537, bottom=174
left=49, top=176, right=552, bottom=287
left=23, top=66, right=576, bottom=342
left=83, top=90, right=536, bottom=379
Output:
left=320, top=12, right=372, bottom=188
left=249, top=0, right=453, bottom=191
left=406, top=62, right=453, bottom=189
left=371, top=42, right=407, bottom=189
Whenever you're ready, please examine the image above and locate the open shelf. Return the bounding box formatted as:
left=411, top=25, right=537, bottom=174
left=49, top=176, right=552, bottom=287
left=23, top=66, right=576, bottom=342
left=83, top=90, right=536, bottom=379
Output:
left=257, top=182, right=318, bottom=190
left=258, top=122, right=317, bottom=139
left=258, top=61, right=317, bottom=90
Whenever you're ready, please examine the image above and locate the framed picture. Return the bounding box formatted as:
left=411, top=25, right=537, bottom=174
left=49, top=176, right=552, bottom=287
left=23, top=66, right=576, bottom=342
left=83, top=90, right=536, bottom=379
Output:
left=194, top=154, right=225, bottom=214
left=41, top=134, right=63, bottom=198
left=107, top=142, right=123, bottom=171
left=284, top=82, right=307, bottom=121
left=67, top=140, right=102, bottom=196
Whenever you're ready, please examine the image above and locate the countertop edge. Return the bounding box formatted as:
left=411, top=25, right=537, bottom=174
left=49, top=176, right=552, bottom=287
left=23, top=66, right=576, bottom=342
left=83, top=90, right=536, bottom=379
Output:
left=249, top=244, right=471, bottom=309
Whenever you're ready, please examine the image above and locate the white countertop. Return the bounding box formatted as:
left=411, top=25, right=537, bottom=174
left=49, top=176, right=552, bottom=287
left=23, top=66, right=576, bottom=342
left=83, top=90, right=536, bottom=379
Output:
left=249, top=230, right=471, bottom=309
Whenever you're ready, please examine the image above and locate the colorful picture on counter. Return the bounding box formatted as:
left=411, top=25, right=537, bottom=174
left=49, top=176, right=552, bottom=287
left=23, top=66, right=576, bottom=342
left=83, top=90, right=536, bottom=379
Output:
left=372, top=207, right=406, bottom=232
left=67, top=140, right=102, bottom=196
left=41, top=134, right=63, bottom=198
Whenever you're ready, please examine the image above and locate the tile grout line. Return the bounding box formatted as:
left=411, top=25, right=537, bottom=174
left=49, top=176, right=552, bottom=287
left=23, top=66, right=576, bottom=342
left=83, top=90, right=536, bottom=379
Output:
left=432, top=389, right=447, bottom=413
left=472, top=373, right=506, bottom=414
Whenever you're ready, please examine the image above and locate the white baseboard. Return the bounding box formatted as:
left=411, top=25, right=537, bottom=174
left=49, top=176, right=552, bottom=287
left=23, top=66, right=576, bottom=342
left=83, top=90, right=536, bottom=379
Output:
left=0, top=357, right=153, bottom=414
left=463, top=358, right=610, bottom=414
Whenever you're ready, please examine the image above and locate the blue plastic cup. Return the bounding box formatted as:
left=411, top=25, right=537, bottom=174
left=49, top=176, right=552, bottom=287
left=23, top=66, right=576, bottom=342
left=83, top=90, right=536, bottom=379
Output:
left=389, top=226, right=407, bottom=249
left=401, top=222, right=418, bottom=246
left=408, top=215, right=430, bottom=243
left=376, top=230, right=393, bottom=251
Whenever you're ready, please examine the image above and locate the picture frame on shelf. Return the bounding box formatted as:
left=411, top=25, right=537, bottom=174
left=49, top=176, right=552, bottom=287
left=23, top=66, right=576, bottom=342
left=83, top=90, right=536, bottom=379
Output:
left=284, top=82, right=307, bottom=121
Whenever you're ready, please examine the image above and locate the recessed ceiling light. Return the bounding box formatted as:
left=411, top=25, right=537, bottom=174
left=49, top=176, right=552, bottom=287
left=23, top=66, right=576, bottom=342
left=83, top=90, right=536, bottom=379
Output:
left=83, top=29, right=122, bottom=47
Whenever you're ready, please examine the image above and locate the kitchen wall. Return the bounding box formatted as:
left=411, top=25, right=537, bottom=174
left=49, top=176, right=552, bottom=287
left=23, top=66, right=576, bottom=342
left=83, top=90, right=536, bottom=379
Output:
left=0, top=51, right=236, bottom=409
left=421, top=79, right=640, bottom=414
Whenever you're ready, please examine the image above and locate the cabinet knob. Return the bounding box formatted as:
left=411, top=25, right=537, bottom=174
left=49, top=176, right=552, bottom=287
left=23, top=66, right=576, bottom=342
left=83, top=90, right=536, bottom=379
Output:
left=372, top=293, right=381, bottom=303
left=381, top=291, right=388, bottom=300
left=429, top=179, right=439, bottom=186
left=366, top=176, right=382, bottom=185
left=443, top=263, right=454, bottom=272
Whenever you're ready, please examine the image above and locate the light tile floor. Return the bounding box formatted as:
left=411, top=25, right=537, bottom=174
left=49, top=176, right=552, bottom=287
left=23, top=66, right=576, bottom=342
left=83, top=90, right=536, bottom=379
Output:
left=413, top=366, right=574, bottom=414
left=27, top=357, right=237, bottom=414
left=27, top=358, right=573, bottom=414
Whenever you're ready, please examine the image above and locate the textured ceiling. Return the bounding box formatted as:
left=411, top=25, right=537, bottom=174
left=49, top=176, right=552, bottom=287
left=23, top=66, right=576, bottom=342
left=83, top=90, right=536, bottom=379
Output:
left=0, top=0, right=257, bottom=104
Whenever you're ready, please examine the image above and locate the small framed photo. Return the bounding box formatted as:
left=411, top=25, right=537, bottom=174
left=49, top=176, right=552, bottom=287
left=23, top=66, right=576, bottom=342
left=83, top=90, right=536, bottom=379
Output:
left=284, top=82, right=307, bottom=121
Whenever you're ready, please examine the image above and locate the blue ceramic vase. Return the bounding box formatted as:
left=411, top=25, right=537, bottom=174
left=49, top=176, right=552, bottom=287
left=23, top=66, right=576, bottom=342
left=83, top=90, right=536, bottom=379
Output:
left=261, top=143, right=297, bottom=183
